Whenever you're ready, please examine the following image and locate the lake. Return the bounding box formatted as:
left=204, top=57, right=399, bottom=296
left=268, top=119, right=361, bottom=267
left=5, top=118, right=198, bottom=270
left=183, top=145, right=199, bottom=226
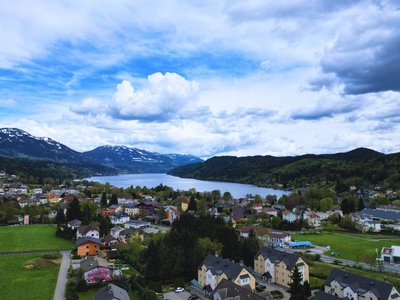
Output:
left=84, top=173, right=290, bottom=199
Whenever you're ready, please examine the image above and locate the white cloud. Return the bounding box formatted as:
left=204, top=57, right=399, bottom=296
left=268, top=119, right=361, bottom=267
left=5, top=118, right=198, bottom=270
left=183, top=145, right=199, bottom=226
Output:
left=0, top=98, right=17, bottom=107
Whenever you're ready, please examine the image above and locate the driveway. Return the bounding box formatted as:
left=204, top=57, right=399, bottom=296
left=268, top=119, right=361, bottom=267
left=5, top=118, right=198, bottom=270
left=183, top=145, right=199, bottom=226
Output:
left=53, top=250, right=71, bottom=300
left=164, top=290, right=194, bottom=300
left=256, top=278, right=290, bottom=300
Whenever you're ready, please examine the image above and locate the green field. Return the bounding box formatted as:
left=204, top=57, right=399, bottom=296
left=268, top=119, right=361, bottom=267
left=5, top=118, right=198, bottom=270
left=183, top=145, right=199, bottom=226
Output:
left=293, top=232, right=400, bottom=263
left=0, top=254, right=60, bottom=300
left=0, top=225, right=73, bottom=252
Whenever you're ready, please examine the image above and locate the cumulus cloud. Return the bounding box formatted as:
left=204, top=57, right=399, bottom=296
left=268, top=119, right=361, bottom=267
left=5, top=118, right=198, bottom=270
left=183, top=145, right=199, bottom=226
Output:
left=70, top=97, right=104, bottom=114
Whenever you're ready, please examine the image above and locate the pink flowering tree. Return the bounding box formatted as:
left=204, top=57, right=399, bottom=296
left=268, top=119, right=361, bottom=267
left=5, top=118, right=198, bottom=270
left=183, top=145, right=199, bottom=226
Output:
left=86, top=268, right=111, bottom=286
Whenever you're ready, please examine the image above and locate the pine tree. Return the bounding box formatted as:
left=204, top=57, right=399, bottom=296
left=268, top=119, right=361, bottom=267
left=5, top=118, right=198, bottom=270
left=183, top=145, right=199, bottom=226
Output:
left=288, top=265, right=307, bottom=300
left=109, top=193, right=118, bottom=206
left=101, top=192, right=107, bottom=207
left=55, top=207, right=66, bottom=225
left=66, top=197, right=82, bottom=222
left=303, top=280, right=311, bottom=297
left=358, top=198, right=365, bottom=212
left=188, top=196, right=197, bottom=212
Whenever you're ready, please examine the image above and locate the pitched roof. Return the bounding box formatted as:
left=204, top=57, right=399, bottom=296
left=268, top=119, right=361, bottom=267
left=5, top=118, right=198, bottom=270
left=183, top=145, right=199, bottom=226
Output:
left=210, top=279, right=267, bottom=300
left=199, top=254, right=254, bottom=281
left=78, top=224, right=100, bottom=235
left=75, top=236, right=102, bottom=247
left=325, top=269, right=397, bottom=300
left=254, top=247, right=302, bottom=271
left=93, top=283, right=130, bottom=300
left=79, top=256, right=110, bottom=272
left=314, top=291, right=349, bottom=300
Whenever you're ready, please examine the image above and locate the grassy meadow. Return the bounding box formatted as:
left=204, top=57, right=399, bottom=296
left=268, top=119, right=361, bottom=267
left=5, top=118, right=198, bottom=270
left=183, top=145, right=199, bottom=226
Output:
left=0, top=224, right=72, bottom=252
left=0, top=254, right=60, bottom=300
left=293, top=232, right=400, bottom=263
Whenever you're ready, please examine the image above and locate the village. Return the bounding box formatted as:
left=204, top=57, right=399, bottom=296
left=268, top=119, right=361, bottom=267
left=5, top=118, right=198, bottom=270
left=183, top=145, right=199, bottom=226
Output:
left=1, top=172, right=400, bottom=300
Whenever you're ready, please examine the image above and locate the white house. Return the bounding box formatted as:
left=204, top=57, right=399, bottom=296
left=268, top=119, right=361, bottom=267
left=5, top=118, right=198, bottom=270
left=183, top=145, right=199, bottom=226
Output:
left=109, top=212, right=130, bottom=224
left=76, top=225, right=100, bottom=239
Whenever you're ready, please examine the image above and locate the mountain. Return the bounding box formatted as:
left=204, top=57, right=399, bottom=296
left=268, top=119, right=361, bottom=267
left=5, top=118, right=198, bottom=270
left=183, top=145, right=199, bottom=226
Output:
left=0, top=128, right=203, bottom=176
left=0, top=128, right=94, bottom=164
left=168, top=148, right=400, bottom=191
left=83, top=145, right=203, bottom=173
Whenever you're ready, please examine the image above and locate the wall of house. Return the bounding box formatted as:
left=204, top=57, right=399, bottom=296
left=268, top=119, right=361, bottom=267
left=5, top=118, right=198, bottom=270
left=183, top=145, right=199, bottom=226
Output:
left=77, top=242, right=100, bottom=256
left=198, top=264, right=208, bottom=287
left=254, top=254, right=265, bottom=274
left=298, top=258, right=309, bottom=284
left=275, top=261, right=291, bottom=287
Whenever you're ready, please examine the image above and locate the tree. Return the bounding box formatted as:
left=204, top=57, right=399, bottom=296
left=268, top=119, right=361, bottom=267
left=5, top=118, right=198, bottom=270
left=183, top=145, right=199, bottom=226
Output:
left=158, top=206, right=166, bottom=221
left=86, top=268, right=111, bottom=286
left=55, top=207, right=66, bottom=224
left=101, top=192, right=107, bottom=207
left=358, top=198, right=365, bottom=212
left=287, top=265, right=307, bottom=300
left=66, top=197, right=82, bottom=222
left=303, top=280, right=311, bottom=297
left=140, top=290, right=158, bottom=300
left=188, top=196, right=197, bottom=212
left=109, top=193, right=118, bottom=206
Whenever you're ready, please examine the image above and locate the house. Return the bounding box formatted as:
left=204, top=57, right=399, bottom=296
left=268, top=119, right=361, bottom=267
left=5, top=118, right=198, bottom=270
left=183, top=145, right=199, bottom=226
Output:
left=181, top=199, right=189, bottom=211
left=210, top=278, right=269, bottom=300
left=230, top=205, right=246, bottom=222
left=381, top=245, right=400, bottom=263
left=324, top=269, right=400, bottom=300
left=262, top=207, right=278, bottom=217
left=314, top=290, right=344, bottom=300
left=48, top=210, right=58, bottom=219
left=93, top=283, right=130, bottom=300
left=306, top=212, right=322, bottom=227
left=124, top=202, right=140, bottom=217
left=198, top=254, right=256, bottom=292
left=360, top=208, right=400, bottom=223
left=137, top=200, right=160, bottom=216
left=254, top=247, right=309, bottom=288
left=282, top=210, right=301, bottom=223
left=102, top=208, right=116, bottom=216
left=67, top=219, right=82, bottom=230
left=110, top=226, right=124, bottom=239
left=18, top=198, right=40, bottom=208
left=79, top=256, right=111, bottom=283
left=118, top=228, right=143, bottom=243
left=103, top=235, right=118, bottom=246
left=75, top=236, right=102, bottom=256
left=124, top=220, right=150, bottom=229
left=165, top=206, right=181, bottom=223
left=107, top=249, right=121, bottom=261
left=76, top=224, right=100, bottom=239
left=109, top=212, right=130, bottom=224
left=237, top=226, right=291, bottom=247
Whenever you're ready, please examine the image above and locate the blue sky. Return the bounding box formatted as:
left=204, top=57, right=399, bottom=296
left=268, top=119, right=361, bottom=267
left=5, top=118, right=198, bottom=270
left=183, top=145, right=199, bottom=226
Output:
left=0, top=0, right=399, bottom=159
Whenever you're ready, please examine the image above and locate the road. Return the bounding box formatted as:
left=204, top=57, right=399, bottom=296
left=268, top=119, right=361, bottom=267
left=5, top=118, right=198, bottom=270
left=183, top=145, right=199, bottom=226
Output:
left=53, top=250, right=71, bottom=300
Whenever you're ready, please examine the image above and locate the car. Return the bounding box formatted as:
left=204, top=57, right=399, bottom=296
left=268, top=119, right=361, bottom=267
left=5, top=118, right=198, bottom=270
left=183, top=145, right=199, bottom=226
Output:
left=175, top=287, right=185, bottom=293
left=258, top=285, right=266, bottom=290
left=188, top=294, right=199, bottom=300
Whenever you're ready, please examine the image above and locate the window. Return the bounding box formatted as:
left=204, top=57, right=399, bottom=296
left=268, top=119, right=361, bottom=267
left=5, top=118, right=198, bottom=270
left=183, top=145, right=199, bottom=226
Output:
left=86, top=245, right=89, bottom=249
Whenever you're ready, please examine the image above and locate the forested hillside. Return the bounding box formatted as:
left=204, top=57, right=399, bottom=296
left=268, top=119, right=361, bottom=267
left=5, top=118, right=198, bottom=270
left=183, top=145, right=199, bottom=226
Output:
left=168, top=148, right=400, bottom=191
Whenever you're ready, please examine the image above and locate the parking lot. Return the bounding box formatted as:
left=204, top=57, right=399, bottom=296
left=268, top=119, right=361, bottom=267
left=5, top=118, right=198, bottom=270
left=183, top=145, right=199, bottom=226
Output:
left=164, top=290, right=193, bottom=300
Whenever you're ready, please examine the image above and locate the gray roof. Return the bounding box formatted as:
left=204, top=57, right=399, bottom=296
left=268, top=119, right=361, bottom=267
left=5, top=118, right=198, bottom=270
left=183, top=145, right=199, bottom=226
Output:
left=325, top=269, right=396, bottom=300
left=314, top=291, right=349, bottom=300
left=75, top=236, right=102, bottom=247
left=210, top=279, right=268, bottom=300
left=80, top=256, right=109, bottom=272
left=199, top=255, right=253, bottom=281
left=93, top=283, right=130, bottom=300
left=254, top=247, right=302, bottom=271
left=360, top=208, right=400, bottom=221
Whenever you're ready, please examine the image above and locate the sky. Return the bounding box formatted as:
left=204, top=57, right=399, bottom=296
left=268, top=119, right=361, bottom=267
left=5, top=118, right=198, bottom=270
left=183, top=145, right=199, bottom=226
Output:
left=0, top=0, right=399, bottom=159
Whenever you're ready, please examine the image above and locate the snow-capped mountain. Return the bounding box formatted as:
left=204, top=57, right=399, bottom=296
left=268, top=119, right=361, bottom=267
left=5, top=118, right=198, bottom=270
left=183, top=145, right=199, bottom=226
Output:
left=0, top=128, right=94, bottom=164
left=83, top=145, right=203, bottom=173
left=0, top=128, right=203, bottom=173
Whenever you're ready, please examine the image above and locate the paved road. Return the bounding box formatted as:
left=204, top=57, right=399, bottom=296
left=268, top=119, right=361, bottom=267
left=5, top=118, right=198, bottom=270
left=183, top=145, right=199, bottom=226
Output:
left=54, top=250, right=71, bottom=300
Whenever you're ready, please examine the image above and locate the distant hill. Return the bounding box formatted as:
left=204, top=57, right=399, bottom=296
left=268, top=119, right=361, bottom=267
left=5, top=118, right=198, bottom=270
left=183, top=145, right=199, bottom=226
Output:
left=168, top=148, right=400, bottom=191
left=83, top=145, right=203, bottom=173
left=0, top=128, right=203, bottom=177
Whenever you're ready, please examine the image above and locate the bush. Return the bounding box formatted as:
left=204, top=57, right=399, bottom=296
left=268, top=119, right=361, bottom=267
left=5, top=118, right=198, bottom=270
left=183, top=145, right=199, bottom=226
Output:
left=42, top=253, right=61, bottom=259
left=270, top=290, right=283, bottom=299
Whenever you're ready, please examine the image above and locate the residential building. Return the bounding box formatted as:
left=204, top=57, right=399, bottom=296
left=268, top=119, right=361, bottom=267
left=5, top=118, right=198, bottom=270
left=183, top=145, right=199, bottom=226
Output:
left=67, top=219, right=82, bottom=230
left=282, top=210, right=301, bottom=223
left=76, top=224, right=100, bottom=239
left=93, top=283, right=130, bottom=300
left=237, top=226, right=291, bottom=247
left=165, top=206, right=181, bottom=223
left=254, top=247, right=309, bottom=288
left=124, top=202, right=140, bottom=217
left=109, top=212, right=130, bottom=224
left=79, top=256, right=111, bottom=283
left=198, top=254, right=256, bottom=292
left=210, top=278, right=270, bottom=300
left=124, top=220, right=150, bottom=229
left=324, top=269, right=400, bottom=300
left=262, top=207, right=278, bottom=217
left=110, top=226, right=124, bottom=239
left=75, top=236, right=102, bottom=256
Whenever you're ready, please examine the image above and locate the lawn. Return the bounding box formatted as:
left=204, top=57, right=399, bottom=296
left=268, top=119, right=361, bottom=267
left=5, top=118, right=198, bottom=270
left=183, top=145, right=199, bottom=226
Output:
left=293, top=232, right=400, bottom=263
left=0, top=224, right=73, bottom=252
left=309, top=261, right=400, bottom=289
left=0, top=254, right=60, bottom=300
